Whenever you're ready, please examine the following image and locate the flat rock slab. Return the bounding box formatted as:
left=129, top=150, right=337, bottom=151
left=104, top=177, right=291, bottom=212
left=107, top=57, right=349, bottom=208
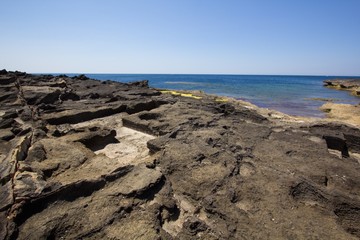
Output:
left=102, top=164, right=163, bottom=196
left=16, top=164, right=163, bottom=240
left=95, top=126, right=155, bottom=165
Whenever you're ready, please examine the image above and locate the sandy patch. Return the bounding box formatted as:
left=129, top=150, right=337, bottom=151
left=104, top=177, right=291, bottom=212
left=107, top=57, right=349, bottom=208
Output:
left=320, top=102, right=360, bottom=127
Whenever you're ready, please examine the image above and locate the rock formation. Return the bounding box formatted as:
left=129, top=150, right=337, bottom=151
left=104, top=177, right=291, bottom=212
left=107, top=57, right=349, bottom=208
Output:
left=321, top=79, right=360, bottom=126
left=1, top=70, right=360, bottom=239
left=324, top=79, right=360, bottom=96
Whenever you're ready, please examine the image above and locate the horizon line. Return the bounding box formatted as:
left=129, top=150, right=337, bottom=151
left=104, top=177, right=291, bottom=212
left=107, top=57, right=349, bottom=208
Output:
left=30, top=72, right=360, bottom=78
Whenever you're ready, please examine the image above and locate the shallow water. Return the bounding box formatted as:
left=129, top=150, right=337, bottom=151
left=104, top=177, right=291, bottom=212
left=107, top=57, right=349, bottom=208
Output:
left=63, top=74, right=359, bottom=117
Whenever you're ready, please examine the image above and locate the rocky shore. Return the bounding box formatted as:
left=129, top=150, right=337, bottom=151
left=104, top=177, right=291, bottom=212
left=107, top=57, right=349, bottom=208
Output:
left=1, top=70, right=360, bottom=239
left=324, top=78, right=360, bottom=97
left=321, top=79, right=360, bottom=126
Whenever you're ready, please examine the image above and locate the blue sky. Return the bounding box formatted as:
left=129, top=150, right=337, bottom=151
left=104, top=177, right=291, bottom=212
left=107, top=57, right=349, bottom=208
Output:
left=0, top=0, right=359, bottom=75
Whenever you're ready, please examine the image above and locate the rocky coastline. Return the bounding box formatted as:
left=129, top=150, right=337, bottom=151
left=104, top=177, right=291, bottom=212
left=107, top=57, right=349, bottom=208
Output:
left=324, top=78, right=360, bottom=97
left=1, top=70, right=360, bottom=239
left=321, top=79, right=360, bottom=126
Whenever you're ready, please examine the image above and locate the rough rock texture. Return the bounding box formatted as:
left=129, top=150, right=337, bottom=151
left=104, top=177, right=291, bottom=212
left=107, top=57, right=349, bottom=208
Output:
left=322, top=79, right=360, bottom=126
left=0, top=70, right=360, bottom=239
left=324, top=79, right=360, bottom=96
left=320, top=102, right=360, bottom=126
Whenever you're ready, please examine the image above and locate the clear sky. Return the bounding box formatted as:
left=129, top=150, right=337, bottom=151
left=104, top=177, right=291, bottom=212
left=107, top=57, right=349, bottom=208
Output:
left=0, top=0, right=359, bottom=75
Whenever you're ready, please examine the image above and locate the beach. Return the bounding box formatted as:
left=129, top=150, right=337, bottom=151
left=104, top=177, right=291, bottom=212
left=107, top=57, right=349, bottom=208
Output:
left=1, top=70, right=360, bottom=239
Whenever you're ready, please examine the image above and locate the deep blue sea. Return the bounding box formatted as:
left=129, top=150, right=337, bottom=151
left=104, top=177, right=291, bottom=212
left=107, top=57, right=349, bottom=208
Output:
left=61, top=74, right=359, bottom=118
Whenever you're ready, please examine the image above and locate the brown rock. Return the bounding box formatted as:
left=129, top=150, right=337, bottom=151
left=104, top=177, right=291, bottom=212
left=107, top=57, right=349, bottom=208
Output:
left=0, top=70, right=359, bottom=240
left=0, top=181, right=13, bottom=211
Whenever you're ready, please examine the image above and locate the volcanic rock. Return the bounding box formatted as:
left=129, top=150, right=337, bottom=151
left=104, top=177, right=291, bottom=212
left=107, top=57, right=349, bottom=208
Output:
left=0, top=70, right=359, bottom=239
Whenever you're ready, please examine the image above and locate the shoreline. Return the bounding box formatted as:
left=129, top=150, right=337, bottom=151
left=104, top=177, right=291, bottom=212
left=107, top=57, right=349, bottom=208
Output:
left=321, top=79, right=360, bottom=126
left=157, top=88, right=360, bottom=128
left=44, top=73, right=360, bottom=119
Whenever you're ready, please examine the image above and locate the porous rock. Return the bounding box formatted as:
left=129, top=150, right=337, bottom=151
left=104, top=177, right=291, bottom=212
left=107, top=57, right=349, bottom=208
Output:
left=0, top=71, right=359, bottom=240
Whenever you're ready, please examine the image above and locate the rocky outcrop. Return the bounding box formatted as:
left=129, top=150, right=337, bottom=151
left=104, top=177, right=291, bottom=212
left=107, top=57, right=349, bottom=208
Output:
left=320, top=102, right=360, bottom=127
left=324, top=79, right=360, bottom=96
left=0, top=70, right=359, bottom=239
left=321, top=79, right=360, bottom=126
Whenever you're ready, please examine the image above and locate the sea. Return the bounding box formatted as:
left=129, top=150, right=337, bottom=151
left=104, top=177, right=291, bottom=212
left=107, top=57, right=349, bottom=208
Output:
left=60, top=74, right=359, bottom=118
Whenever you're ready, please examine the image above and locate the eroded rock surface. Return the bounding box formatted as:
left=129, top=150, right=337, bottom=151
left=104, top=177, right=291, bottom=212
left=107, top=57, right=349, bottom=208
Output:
left=324, top=78, right=360, bottom=96
left=0, top=70, right=360, bottom=239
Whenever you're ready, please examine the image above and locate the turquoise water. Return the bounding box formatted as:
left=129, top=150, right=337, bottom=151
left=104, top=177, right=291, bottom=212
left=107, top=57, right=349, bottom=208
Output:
left=64, top=74, right=359, bottom=117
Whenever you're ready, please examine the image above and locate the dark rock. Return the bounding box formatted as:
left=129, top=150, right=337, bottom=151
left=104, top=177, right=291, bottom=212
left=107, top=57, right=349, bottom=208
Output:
left=0, top=161, right=12, bottom=185
left=76, top=129, right=119, bottom=151
left=19, top=108, right=32, bottom=121
left=52, top=124, right=77, bottom=137
left=105, top=96, right=119, bottom=103
left=126, top=100, right=166, bottom=114
left=122, top=116, right=152, bottom=135
left=324, top=79, right=360, bottom=97
left=18, top=127, right=32, bottom=136
left=323, top=133, right=350, bottom=157
left=145, top=161, right=156, bottom=169
left=324, top=79, right=360, bottom=89
left=0, top=181, right=13, bottom=211
left=168, top=126, right=180, bottom=139
left=60, top=92, right=80, bottom=101
left=72, top=74, right=89, bottom=80
left=0, top=93, right=13, bottom=103
left=194, top=153, right=206, bottom=162
left=11, top=127, right=22, bottom=135
left=49, top=80, right=67, bottom=88
left=128, top=80, right=149, bottom=88
left=215, top=103, right=235, bottom=115
left=57, top=74, right=68, bottom=78
left=132, top=89, right=161, bottom=97
left=0, top=70, right=359, bottom=239
left=88, top=92, right=100, bottom=99
left=0, top=129, right=15, bottom=141
left=32, top=129, right=47, bottom=142
left=183, top=217, right=207, bottom=235
left=0, top=118, right=16, bottom=129
left=0, top=211, right=10, bottom=240
left=45, top=104, right=128, bottom=125
left=290, top=181, right=328, bottom=204
left=147, top=137, right=167, bottom=154
left=0, top=76, right=16, bottom=85
left=344, top=132, right=360, bottom=154
left=309, top=123, right=360, bottom=154
left=13, top=170, right=47, bottom=200
left=37, top=90, right=61, bottom=105
left=138, top=112, right=161, bottom=121
left=14, top=71, right=26, bottom=76
left=2, top=110, right=18, bottom=119
left=334, top=203, right=360, bottom=237
left=37, top=103, right=57, bottom=111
